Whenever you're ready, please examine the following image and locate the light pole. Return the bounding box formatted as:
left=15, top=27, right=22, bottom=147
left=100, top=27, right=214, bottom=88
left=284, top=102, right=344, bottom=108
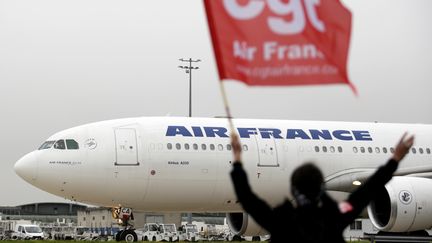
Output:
left=178, top=58, right=201, bottom=117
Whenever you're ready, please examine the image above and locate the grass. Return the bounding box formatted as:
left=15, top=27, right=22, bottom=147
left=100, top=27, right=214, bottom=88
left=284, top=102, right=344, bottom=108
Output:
left=0, top=241, right=371, bottom=243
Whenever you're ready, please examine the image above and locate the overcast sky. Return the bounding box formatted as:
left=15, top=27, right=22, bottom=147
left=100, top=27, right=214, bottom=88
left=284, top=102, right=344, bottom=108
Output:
left=0, top=0, right=431, bottom=206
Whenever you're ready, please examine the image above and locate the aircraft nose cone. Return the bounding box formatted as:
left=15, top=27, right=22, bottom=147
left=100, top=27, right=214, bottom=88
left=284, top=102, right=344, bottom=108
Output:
left=14, top=152, right=38, bottom=182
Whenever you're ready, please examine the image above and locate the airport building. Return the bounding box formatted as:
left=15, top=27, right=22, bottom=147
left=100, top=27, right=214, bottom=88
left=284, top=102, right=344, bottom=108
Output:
left=1, top=202, right=214, bottom=231
left=0, top=202, right=86, bottom=224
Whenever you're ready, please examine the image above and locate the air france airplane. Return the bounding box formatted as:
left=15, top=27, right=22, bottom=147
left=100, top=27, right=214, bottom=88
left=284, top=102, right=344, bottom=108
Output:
left=14, top=116, right=432, bottom=241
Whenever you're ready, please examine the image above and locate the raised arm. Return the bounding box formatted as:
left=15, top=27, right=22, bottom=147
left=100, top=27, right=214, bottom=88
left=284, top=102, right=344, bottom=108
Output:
left=230, top=133, right=282, bottom=231
left=341, top=133, right=415, bottom=225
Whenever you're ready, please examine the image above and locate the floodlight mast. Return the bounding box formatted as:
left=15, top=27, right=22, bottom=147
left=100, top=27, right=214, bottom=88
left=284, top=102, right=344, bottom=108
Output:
left=178, top=58, right=201, bottom=117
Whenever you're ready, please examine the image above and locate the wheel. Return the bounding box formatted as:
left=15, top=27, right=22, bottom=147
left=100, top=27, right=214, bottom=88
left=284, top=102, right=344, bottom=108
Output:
left=232, top=235, right=242, bottom=241
left=120, top=230, right=137, bottom=242
left=144, top=236, right=148, bottom=241
left=152, top=236, right=156, bottom=241
left=115, top=230, right=123, bottom=242
left=252, top=236, right=260, bottom=241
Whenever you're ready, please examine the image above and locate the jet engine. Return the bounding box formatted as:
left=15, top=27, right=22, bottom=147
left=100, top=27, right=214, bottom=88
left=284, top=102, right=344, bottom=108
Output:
left=367, top=176, right=432, bottom=232
left=226, top=212, right=267, bottom=236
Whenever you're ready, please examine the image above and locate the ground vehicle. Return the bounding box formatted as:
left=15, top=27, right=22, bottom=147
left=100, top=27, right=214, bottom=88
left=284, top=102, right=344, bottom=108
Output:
left=158, top=224, right=178, bottom=242
left=140, top=223, right=178, bottom=242
left=40, top=226, right=53, bottom=239
left=76, top=226, right=102, bottom=240
left=12, top=224, right=44, bottom=240
left=53, top=226, right=76, bottom=240
left=178, top=224, right=200, bottom=241
left=0, top=227, right=4, bottom=240
left=141, top=223, right=160, bottom=241
left=75, top=227, right=94, bottom=240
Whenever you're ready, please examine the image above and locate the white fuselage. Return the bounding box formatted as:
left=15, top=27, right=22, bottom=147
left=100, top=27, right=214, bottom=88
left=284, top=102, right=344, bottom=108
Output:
left=14, top=117, right=432, bottom=212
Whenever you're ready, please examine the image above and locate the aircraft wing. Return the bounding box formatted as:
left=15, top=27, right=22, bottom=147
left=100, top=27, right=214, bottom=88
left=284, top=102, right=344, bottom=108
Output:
left=325, top=165, right=432, bottom=193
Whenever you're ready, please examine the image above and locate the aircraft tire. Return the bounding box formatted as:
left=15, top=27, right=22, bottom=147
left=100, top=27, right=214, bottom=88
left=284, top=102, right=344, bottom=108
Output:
left=232, top=235, right=242, bottom=241
left=121, top=230, right=137, bottom=242
left=115, top=230, right=123, bottom=242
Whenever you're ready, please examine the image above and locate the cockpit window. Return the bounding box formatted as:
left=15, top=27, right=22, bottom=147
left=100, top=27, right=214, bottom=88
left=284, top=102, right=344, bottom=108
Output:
left=66, top=139, right=79, bottom=150
left=38, top=141, right=55, bottom=150
left=54, top=140, right=66, bottom=150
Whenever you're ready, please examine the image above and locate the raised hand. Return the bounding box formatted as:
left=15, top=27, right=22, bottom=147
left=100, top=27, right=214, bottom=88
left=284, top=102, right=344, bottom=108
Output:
left=231, top=132, right=242, bottom=163
left=392, top=132, right=415, bottom=162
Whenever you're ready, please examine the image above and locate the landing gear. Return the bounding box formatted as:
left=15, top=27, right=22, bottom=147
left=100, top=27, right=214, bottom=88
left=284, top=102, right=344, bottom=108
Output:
left=120, top=230, right=137, bottom=242
left=115, top=230, right=137, bottom=242
left=112, top=206, right=137, bottom=242
left=115, top=230, right=123, bottom=241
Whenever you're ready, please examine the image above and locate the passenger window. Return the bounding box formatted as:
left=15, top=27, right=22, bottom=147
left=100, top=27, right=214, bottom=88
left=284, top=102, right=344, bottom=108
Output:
left=243, top=145, right=248, bottom=151
left=412, top=148, right=417, bottom=154
left=322, top=146, right=327, bottom=153
left=201, top=144, right=207, bottom=150
left=176, top=143, right=181, bottom=150
left=210, top=144, right=215, bottom=151
left=167, top=143, right=172, bottom=150
left=360, top=147, right=365, bottom=153
left=193, top=144, right=198, bottom=150
left=330, top=146, right=335, bottom=153
left=184, top=143, right=190, bottom=150
left=353, top=147, right=358, bottom=153
left=315, top=146, right=320, bottom=152
left=227, top=144, right=232, bottom=151
left=390, top=147, right=395, bottom=153
left=427, top=148, right=431, bottom=154
left=419, top=148, right=424, bottom=154
left=375, top=147, right=380, bottom=153
left=66, top=139, right=79, bottom=150
left=218, top=144, right=224, bottom=151
left=54, top=140, right=66, bottom=150
left=338, top=146, right=343, bottom=153
left=383, top=147, right=388, bottom=154
left=368, top=147, right=373, bottom=153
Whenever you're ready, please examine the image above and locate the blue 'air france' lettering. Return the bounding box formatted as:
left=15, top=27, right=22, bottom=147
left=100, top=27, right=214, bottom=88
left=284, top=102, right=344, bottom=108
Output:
left=165, top=126, right=373, bottom=141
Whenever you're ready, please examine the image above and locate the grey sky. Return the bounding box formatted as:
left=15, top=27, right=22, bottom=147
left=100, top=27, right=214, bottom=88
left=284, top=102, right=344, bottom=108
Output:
left=0, top=0, right=431, bottom=206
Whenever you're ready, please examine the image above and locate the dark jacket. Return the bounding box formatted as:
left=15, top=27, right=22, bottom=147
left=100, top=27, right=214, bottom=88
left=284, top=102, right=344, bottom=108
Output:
left=230, top=159, right=399, bottom=243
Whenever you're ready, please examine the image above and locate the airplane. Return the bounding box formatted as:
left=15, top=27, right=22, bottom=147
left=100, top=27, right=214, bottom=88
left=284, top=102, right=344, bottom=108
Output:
left=14, top=116, right=432, bottom=241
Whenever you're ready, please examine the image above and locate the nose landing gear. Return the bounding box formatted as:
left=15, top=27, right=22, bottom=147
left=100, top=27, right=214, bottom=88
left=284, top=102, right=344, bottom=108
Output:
left=112, top=206, right=137, bottom=242
left=117, top=230, right=137, bottom=243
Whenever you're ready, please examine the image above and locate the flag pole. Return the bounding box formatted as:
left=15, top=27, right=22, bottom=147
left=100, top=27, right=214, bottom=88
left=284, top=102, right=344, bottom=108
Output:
left=218, top=81, right=236, bottom=134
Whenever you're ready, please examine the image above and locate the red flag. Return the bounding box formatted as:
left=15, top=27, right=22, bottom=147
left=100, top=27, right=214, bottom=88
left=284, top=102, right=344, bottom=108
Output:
left=204, top=0, right=355, bottom=93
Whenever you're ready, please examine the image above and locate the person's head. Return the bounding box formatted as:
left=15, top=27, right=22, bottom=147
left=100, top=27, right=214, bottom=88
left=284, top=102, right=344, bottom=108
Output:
left=291, top=162, right=324, bottom=207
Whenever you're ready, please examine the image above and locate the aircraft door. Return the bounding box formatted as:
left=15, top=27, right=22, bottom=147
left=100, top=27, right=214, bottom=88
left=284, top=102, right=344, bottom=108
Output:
left=114, top=128, right=139, bottom=166
left=255, top=136, right=279, bottom=167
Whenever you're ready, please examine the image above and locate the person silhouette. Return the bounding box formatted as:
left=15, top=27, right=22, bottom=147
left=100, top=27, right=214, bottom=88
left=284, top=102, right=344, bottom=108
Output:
left=230, top=132, right=414, bottom=243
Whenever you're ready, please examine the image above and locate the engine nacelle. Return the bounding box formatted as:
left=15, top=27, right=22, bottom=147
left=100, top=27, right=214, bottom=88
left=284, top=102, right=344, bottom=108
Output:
left=367, top=176, right=432, bottom=232
left=226, top=213, right=267, bottom=236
